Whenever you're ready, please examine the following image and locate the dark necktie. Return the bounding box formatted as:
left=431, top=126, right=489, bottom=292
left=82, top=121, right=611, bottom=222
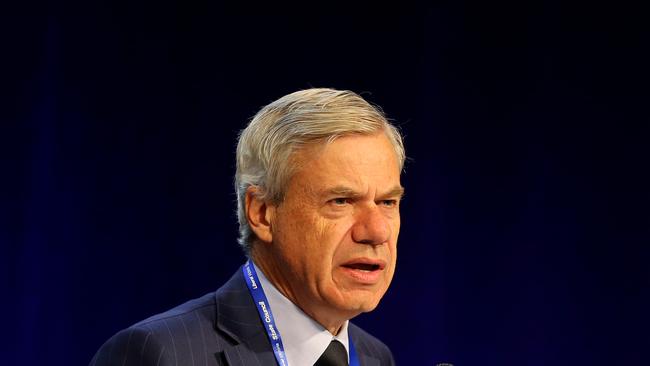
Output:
left=314, top=340, right=348, bottom=366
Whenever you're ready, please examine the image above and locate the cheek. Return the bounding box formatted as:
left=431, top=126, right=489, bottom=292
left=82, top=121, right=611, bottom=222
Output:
left=386, top=220, right=400, bottom=276
left=390, top=219, right=400, bottom=252
left=311, top=220, right=345, bottom=263
left=324, top=219, right=356, bottom=252
left=286, top=216, right=339, bottom=263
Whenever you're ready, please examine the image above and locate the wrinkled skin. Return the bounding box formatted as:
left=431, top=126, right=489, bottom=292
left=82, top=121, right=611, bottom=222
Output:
left=249, top=132, right=403, bottom=334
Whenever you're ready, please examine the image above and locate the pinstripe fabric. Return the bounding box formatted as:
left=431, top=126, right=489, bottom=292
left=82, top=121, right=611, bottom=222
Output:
left=90, top=269, right=395, bottom=366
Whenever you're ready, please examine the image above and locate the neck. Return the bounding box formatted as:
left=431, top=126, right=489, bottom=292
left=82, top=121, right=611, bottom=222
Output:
left=250, top=248, right=347, bottom=335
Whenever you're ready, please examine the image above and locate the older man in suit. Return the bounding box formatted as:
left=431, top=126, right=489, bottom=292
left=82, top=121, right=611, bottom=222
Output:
left=91, top=88, right=405, bottom=366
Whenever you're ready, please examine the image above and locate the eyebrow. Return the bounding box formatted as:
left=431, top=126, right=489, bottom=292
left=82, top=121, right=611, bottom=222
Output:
left=324, top=185, right=405, bottom=200
left=379, top=186, right=406, bottom=200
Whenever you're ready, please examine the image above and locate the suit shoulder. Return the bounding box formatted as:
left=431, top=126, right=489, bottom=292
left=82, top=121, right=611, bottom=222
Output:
left=90, top=325, right=162, bottom=366
left=349, top=322, right=396, bottom=365
left=90, top=292, right=219, bottom=366
left=133, top=291, right=217, bottom=330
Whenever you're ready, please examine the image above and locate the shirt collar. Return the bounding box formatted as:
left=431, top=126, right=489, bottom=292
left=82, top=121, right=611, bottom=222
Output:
left=253, top=262, right=350, bottom=365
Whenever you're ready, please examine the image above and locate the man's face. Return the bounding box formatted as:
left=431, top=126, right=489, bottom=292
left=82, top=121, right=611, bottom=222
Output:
left=267, top=132, right=403, bottom=324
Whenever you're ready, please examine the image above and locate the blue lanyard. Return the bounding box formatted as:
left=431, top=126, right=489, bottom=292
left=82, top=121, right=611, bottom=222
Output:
left=242, top=261, right=360, bottom=366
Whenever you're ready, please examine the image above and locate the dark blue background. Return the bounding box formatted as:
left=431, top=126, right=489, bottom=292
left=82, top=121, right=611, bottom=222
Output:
left=3, top=1, right=649, bottom=365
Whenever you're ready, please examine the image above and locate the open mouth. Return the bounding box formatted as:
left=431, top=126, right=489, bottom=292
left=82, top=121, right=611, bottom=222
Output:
left=342, top=263, right=382, bottom=271
left=341, top=258, right=386, bottom=272
left=340, top=259, right=386, bottom=284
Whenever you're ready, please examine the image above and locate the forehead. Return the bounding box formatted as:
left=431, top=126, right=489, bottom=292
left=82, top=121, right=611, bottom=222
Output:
left=287, top=133, right=402, bottom=195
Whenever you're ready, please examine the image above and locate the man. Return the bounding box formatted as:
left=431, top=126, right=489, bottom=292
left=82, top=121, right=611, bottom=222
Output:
left=91, top=88, right=405, bottom=366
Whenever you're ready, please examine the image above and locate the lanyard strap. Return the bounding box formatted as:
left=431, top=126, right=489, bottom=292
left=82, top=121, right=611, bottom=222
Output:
left=349, top=333, right=359, bottom=366
left=241, top=261, right=360, bottom=366
left=243, top=260, right=288, bottom=366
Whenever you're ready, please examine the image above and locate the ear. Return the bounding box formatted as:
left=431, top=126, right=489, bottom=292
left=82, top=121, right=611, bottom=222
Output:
left=245, top=186, right=274, bottom=244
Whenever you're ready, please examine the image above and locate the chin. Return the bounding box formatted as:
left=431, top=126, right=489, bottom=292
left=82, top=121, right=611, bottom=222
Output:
left=338, top=293, right=383, bottom=314
left=358, top=302, right=380, bottom=313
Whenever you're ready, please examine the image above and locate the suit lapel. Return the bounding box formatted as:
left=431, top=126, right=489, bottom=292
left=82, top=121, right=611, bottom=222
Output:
left=212, top=268, right=384, bottom=366
left=356, top=352, right=380, bottom=366
left=213, top=268, right=277, bottom=366
left=349, top=324, right=381, bottom=366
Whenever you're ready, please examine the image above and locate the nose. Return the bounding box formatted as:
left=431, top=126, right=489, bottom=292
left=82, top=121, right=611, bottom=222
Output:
left=351, top=204, right=391, bottom=245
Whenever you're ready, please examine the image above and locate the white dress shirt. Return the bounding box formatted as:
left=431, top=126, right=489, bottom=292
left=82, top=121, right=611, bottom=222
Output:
left=253, top=262, right=350, bottom=365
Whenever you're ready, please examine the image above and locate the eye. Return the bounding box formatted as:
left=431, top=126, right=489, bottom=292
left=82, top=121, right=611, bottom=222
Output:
left=379, top=199, right=398, bottom=207
left=330, top=197, right=349, bottom=206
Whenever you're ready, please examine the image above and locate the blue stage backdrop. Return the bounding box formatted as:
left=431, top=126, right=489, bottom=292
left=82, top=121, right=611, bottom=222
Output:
left=3, top=2, right=649, bottom=365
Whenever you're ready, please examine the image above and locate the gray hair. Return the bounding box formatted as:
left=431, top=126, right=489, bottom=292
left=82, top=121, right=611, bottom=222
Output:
left=235, top=88, right=405, bottom=253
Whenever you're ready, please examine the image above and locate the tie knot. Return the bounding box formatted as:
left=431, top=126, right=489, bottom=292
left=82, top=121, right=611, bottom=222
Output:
left=314, top=339, right=348, bottom=366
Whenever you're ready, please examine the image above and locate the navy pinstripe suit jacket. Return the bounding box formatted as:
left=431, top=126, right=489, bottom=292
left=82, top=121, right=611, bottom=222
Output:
left=90, top=268, right=396, bottom=366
